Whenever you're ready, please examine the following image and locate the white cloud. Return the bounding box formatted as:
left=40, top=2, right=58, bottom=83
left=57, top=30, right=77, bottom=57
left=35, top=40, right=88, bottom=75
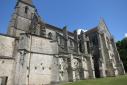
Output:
left=125, top=33, right=127, bottom=37
left=77, top=29, right=87, bottom=35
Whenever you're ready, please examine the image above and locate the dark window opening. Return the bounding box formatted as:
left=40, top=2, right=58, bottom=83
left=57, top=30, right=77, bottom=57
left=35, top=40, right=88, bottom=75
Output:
left=25, top=6, right=28, bottom=14
left=60, top=38, right=65, bottom=47
left=59, top=65, right=61, bottom=69
left=35, top=66, right=37, bottom=70
left=42, top=67, right=45, bottom=70
left=49, top=67, right=51, bottom=70
left=48, top=32, right=53, bottom=39
left=87, top=41, right=90, bottom=54
left=93, top=55, right=101, bottom=78
left=61, top=71, right=64, bottom=76
left=79, top=41, right=83, bottom=53
left=27, top=67, right=29, bottom=70
left=0, top=76, right=8, bottom=85
left=2, top=60, right=5, bottom=64
left=92, top=36, right=98, bottom=46
left=70, top=40, right=74, bottom=47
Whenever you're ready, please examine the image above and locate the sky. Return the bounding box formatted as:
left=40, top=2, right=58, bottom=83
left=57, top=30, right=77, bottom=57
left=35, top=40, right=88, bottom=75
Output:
left=0, top=0, right=127, bottom=40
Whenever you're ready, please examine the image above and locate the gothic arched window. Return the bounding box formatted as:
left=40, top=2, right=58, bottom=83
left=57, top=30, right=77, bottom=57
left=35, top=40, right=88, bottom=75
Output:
left=48, top=32, right=53, bottom=39
left=25, top=6, right=29, bottom=14
left=70, top=40, right=74, bottom=47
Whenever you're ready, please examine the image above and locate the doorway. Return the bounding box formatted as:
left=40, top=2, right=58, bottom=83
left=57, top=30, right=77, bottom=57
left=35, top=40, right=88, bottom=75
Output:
left=0, top=76, right=8, bottom=85
left=92, top=56, right=101, bottom=78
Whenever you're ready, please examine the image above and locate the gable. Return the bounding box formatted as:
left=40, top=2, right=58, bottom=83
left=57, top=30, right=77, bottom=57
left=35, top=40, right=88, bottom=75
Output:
left=98, top=19, right=112, bottom=38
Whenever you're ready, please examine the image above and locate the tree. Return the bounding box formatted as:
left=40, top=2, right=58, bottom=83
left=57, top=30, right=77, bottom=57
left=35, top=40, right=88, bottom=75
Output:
left=116, top=38, right=127, bottom=72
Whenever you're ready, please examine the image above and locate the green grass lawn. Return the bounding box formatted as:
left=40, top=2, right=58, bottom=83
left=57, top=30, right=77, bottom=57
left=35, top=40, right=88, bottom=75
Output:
left=63, top=75, right=127, bottom=85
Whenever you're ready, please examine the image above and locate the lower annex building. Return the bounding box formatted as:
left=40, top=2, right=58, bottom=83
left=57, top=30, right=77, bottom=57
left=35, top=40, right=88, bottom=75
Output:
left=0, top=0, right=125, bottom=85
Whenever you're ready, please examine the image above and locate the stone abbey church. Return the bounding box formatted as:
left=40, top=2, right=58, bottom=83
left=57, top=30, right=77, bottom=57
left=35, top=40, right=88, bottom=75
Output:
left=0, top=0, right=125, bottom=85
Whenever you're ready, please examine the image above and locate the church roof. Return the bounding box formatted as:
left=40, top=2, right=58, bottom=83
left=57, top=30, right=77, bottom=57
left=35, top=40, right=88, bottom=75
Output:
left=45, top=24, right=74, bottom=36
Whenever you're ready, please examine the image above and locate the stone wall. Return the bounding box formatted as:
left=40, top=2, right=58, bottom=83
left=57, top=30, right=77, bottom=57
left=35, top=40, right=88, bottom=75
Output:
left=15, top=34, right=59, bottom=85
left=0, top=59, right=15, bottom=85
left=0, top=35, right=15, bottom=57
left=8, top=1, right=35, bottom=37
left=29, top=54, right=55, bottom=85
left=19, top=34, right=58, bottom=54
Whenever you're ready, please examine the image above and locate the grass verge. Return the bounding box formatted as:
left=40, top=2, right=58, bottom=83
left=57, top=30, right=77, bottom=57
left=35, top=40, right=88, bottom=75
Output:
left=63, top=75, right=127, bottom=85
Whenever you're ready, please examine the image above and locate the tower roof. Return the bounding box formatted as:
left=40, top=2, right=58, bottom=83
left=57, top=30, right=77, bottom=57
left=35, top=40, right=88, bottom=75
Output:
left=19, top=0, right=33, bottom=5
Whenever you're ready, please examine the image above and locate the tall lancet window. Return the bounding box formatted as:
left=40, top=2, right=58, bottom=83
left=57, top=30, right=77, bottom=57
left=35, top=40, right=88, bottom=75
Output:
left=25, top=6, right=29, bottom=14
left=48, top=32, right=53, bottom=39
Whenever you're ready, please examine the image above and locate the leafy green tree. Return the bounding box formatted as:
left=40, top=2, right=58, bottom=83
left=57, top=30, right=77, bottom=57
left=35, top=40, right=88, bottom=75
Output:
left=116, top=38, right=127, bottom=72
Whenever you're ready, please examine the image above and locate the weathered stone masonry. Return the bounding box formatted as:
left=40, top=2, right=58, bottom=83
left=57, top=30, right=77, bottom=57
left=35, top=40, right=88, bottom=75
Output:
left=0, top=0, right=125, bottom=85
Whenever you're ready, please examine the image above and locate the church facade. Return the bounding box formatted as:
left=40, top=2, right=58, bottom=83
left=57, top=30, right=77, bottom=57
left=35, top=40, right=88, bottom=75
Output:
left=0, top=0, right=125, bottom=85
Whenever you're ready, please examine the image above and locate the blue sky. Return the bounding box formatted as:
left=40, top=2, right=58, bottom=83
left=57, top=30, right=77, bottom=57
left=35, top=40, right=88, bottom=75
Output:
left=0, top=0, right=127, bottom=40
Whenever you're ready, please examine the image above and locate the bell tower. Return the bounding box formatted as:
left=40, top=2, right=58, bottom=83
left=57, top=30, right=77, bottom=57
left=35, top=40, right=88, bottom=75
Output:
left=8, top=0, right=36, bottom=37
